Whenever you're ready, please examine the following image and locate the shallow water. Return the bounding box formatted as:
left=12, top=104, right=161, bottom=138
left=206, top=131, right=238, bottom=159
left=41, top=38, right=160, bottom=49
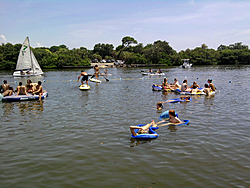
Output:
left=0, top=65, right=249, bottom=187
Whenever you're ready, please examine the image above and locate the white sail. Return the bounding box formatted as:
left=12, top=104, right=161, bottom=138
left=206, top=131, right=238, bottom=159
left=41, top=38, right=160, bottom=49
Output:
left=31, top=50, right=43, bottom=74
left=15, top=37, right=32, bottom=70
left=13, top=37, right=43, bottom=77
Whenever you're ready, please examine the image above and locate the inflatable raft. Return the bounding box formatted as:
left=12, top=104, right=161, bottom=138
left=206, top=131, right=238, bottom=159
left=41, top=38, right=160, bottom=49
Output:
left=174, top=88, right=215, bottom=95
left=131, top=127, right=159, bottom=139
left=89, top=78, right=102, bottom=83
left=1, top=92, right=48, bottom=102
left=166, top=97, right=192, bottom=103
left=79, top=84, right=90, bottom=90
left=152, top=85, right=163, bottom=91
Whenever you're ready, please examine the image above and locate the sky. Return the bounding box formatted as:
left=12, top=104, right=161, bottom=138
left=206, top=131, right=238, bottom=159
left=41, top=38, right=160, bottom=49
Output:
left=0, top=0, right=249, bottom=52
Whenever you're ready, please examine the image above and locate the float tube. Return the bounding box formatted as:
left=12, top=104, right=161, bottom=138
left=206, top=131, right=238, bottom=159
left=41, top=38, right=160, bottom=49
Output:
left=166, top=97, right=192, bottom=103
left=131, top=127, right=159, bottom=139
left=152, top=85, right=163, bottom=91
left=89, top=78, right=102, bottom=83
left=79, top=84, right=90, bottom=90
left=1, top=92, right=48, bottom=102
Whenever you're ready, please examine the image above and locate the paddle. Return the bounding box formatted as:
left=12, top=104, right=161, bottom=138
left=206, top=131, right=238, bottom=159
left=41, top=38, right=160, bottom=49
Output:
left=100, top=74, right=109, bottom=82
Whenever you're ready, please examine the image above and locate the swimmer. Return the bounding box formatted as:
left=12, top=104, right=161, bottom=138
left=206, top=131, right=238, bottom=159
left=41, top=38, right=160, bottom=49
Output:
left=157, top=102, right=163, bottom=110
left=207, top=79, right=216, bottom=91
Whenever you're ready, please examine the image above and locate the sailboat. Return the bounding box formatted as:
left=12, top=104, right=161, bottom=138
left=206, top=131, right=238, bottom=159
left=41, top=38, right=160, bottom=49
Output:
left=13, top=37, right=44, bottom=77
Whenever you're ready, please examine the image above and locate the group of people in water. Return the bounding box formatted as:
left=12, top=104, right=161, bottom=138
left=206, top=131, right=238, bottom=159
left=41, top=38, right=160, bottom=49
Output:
left=154, top=77, right=216, bottom=95
left=0, top=79, right=45, bottom=100
left=131, top=76, right=217, bottom=136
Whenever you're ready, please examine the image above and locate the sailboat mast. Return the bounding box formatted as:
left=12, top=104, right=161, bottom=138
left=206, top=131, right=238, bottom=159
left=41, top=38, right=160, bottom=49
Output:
left=28, top=37, right=34, bottom=73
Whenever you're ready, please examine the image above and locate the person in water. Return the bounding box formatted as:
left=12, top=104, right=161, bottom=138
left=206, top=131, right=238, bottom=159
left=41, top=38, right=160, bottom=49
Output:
left=0, top=80, right=10, bottom=93
left=16, top=82, right=28, bottom=96
left=157, top=102, right=163, bottom=110
left=207, top=79, right=216, bottom=91
left=94, top=65, right=100, bottom=80
left=77, top=70, right=89, bottom=87
left=130, top=120, right=158, bottom=136
left=168, top=110, right=181, bottom=123
left=203, top=84, right=211, bottom=95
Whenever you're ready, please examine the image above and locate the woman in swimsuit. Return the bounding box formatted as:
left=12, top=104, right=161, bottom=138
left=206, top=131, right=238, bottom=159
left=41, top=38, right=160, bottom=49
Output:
left=168, top=110, right=181, bottom=123
left=16, top=82, right=28, bottom=96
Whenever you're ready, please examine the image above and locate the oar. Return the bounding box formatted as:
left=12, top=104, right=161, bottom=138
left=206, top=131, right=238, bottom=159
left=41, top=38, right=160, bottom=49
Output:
left=101, top=73, right=109, bottom=81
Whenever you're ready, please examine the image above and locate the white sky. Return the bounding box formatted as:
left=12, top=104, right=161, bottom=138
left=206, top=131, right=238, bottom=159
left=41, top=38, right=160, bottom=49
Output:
left=0, top=0, right=249, bottom=52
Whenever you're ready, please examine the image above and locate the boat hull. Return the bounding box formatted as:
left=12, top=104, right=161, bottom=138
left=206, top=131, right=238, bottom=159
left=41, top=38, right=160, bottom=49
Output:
left=1, top=92, right=48, bottom=102
left=13, top=71, right=44, bottom=77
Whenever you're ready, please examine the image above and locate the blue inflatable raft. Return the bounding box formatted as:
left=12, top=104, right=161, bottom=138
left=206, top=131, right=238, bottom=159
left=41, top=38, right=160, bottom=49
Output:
left=131, top=127, right=159, bottom=139
left=166, top=97, right=192, bottom=103
left=1, top=92, right=48, bottom=102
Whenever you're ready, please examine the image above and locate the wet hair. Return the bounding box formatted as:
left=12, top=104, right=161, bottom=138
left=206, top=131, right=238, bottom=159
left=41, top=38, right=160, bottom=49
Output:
left=19, top=82, right=22, bottom=86
left=3, top=80, right=7, bottom=84
left=169, top=110, right=176, bottom=117
left=157, top=102, right=163, bottom=108
left=38, top=81, right=42, bottom=85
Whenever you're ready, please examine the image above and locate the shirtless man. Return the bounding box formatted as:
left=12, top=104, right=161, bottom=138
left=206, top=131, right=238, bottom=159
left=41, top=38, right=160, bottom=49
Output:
left=16, top=82, right=28, bottom=96
left=32, top=81, right=43, bottom=100
left=208, top=79, right=216, bottom=91
left=77, top=70, right=89, bottom=87
left=191, top=85, right=202, bottom=94
left=0, top=80, right=10, bottom=93
left=94, top=65, right=100, bottom=80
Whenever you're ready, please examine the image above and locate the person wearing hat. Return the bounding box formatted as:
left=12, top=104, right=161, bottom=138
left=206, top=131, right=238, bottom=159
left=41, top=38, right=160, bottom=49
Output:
left=207, top=79, right=216, bottom=91
left=77, top=70, right=89, bottom=87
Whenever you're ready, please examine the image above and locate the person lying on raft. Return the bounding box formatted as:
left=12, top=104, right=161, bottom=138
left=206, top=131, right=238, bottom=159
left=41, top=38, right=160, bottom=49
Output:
left=130, top=120, right=158, bottom=136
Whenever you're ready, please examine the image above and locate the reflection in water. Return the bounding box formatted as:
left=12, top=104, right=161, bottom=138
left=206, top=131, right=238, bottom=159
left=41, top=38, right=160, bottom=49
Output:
left=130, top=137, right=154, bottom=147
left=1, top=103, right=15, bottom=116
left=16, top=101, right=44, bottom=115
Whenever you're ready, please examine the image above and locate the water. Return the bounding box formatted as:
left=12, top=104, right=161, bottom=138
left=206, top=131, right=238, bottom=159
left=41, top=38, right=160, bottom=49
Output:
left=0, top=66, right=249, bottom=187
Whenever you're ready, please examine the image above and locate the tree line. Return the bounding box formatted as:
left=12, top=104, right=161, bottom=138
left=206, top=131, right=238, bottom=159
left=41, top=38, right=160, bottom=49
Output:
left=0, top=36, right=249, bottom=70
